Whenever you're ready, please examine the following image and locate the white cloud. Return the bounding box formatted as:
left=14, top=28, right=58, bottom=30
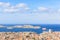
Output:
left=32, top=7, right=49, bottom=13
left=0, top=2, right=55, bottom=14
left=57, top=9, right=60, bottom=13
left=0, top=2, right=3, bottom=6
left=0, top=2, right=10, bottom=7
left=16, top=3, right=27, bottom=8
left=3, top=8, right=18, bottom=13
left=0, top=2, right=59, bottom=14
left=0, top=2, right=6, bottom=6
left=38, top=7, right=48, bottom=11
left=0, top=2, right=30, bottom=13
left=0, top=2, right=60, bottom=24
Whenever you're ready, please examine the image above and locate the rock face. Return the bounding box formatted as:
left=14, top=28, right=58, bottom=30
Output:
left=0, top=32, right=60, bottom=40
left=0, top=32, right=38, bottom=40
left=0, top=32, right=19, bottom=40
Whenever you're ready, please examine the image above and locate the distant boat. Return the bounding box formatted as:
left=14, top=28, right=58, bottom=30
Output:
left=42, top=28, right=46, bottom=30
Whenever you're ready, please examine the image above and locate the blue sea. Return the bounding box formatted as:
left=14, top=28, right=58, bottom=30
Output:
left=0, top=24, right=60, bottom=34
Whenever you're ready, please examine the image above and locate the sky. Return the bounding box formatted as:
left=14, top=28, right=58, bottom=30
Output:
left=0, top=0, right=60, bottom=24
